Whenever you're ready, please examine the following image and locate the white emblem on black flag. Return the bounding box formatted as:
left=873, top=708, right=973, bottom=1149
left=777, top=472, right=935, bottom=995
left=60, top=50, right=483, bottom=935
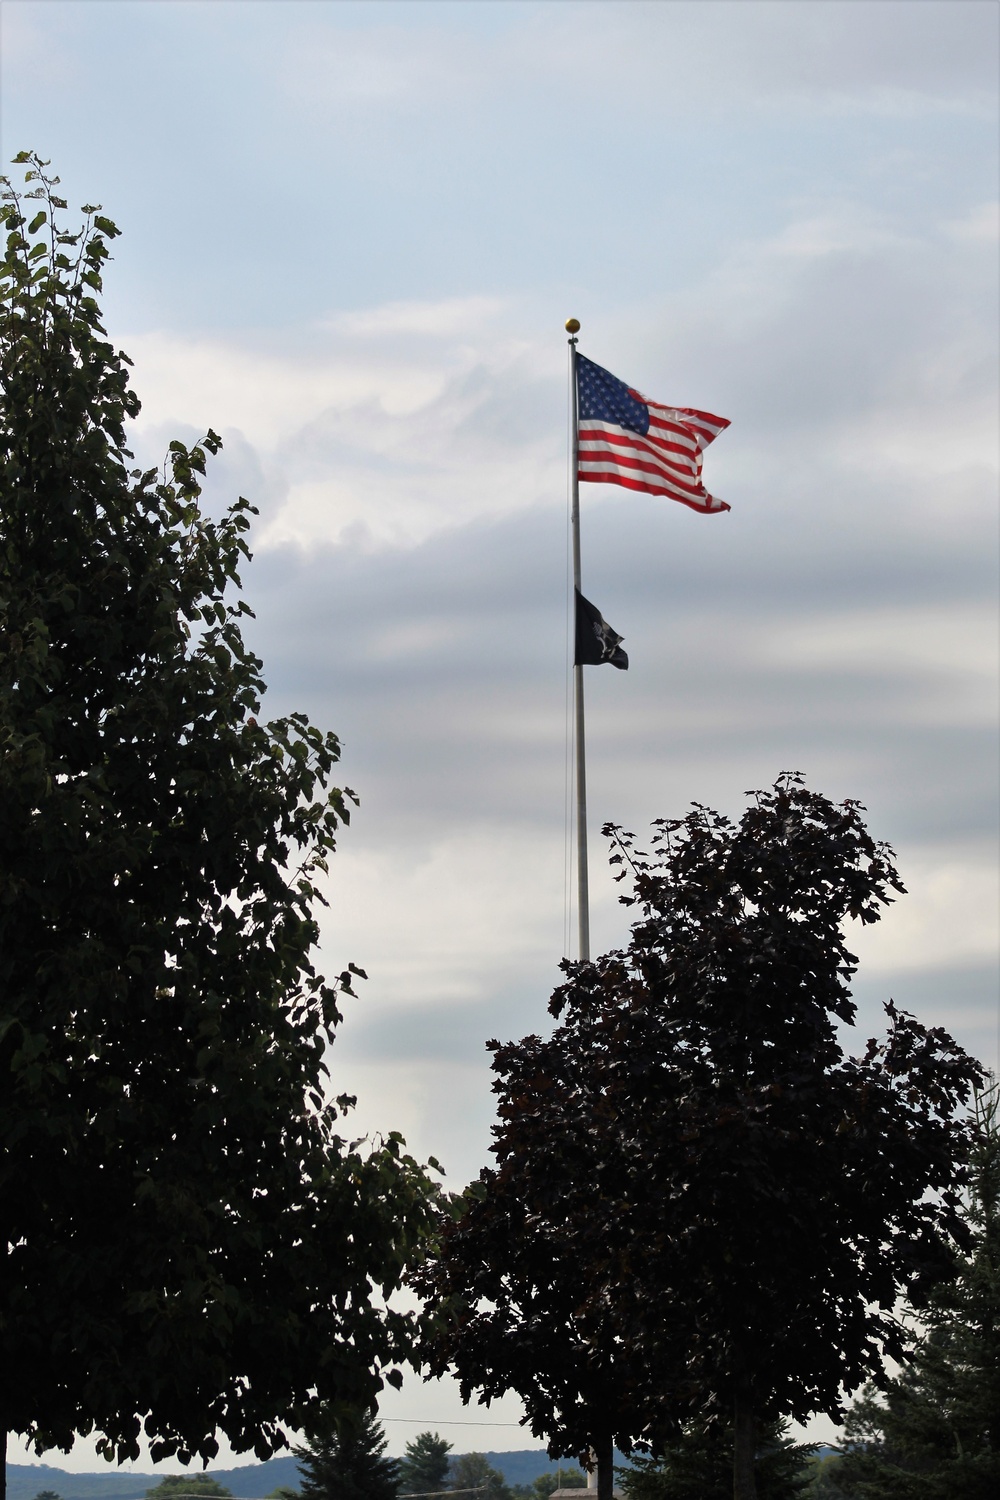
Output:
left=575, top=588, right=628, bottom=670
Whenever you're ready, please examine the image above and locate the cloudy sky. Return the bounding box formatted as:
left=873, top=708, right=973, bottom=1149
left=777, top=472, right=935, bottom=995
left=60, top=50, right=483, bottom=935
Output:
left=2, top=0, right=998, bottom=1467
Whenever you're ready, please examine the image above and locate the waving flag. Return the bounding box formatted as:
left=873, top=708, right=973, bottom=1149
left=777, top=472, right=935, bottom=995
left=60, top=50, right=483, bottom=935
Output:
left=575, top=589, right=628, bottom=670
left=576, top=353, right=730, bottom=513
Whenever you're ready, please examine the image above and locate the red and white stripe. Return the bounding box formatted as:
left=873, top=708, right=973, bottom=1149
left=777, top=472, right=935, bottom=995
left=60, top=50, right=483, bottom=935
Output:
left=579, top=396, right=730, bottom=514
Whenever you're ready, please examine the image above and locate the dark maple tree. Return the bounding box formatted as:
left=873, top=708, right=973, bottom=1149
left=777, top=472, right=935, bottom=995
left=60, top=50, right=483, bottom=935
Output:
left=0, top=154, right=440, bottom=1493
left=416, top=777, right=983, bottom=1500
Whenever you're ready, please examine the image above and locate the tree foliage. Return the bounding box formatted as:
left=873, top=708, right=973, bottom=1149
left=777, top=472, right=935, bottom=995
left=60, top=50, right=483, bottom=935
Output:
left=834, top=1083, right=1000, bottom=1499
left=398, top=1434, right=453, bottom=1495
left=449, top=1454, right=511, bottom=1500
left=0, top=153, right=440, bottom=1468
left=620, top=1421, right=812, bottom=1500
left=144, top=1481, right=233, bottom=1500
left=527, top=1470, right=586, bottom=1499
left=416, top=778, right=982, bottom=1500
left=295, top=1409, right=399, bottom=1500
left=798, top=1455, right=845, bottom=1498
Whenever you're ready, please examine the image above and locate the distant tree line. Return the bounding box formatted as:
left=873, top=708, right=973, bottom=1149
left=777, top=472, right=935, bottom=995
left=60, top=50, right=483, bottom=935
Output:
left=261, top=1425, right=588, bottom=1500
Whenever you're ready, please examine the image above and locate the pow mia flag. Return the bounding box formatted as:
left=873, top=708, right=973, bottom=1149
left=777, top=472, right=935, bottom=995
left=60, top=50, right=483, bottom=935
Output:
left=575, top=588, right=628, bottom=670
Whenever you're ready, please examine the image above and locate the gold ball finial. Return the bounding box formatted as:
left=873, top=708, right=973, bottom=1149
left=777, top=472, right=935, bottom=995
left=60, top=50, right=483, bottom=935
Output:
left=565, top=317, right=581, bottom=334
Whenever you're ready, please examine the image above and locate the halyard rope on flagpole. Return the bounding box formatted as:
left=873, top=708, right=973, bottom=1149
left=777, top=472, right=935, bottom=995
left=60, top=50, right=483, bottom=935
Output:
left=563, top=336, right=575, bottom=962
left=566, top=317, right=590, bottom=962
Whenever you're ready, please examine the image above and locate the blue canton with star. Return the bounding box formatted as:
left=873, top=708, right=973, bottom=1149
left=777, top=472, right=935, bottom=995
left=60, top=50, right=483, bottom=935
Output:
left=577, top=354, right=650, bottom=435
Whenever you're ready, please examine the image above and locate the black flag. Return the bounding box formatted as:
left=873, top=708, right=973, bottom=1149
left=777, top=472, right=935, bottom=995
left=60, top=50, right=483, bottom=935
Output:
left=575, top=589, right=628, bottom=670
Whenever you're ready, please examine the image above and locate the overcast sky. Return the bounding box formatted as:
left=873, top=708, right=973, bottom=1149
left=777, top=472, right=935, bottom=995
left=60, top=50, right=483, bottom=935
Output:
left=2, top=0, right=998, bottom=1468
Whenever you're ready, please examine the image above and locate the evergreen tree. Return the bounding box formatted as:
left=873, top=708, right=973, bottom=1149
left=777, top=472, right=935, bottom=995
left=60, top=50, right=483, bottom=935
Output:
left=295, top=1410, right=399, bottom=1500
left=0, top=152, right=440, bottom=1481
left=621, top=1421, right=812, bottom=1500
left=835, top=1083, right=1000, bottom=1499
left=398, top=1434, right=453, bottom=1495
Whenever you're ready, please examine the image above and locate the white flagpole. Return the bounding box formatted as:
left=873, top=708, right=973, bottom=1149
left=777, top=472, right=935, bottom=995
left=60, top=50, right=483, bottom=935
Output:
left=566, top=317, right=589, bottom=962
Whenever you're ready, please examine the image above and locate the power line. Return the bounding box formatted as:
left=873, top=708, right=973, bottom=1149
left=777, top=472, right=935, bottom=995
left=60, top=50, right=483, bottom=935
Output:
left=380, top=1420, right=529, bottom=1428
left=399, top=1489, right=487, bottom=1497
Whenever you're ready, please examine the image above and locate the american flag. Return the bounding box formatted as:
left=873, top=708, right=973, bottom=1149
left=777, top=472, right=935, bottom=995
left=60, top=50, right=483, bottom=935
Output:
left=576, top=353, right=730, bottom=514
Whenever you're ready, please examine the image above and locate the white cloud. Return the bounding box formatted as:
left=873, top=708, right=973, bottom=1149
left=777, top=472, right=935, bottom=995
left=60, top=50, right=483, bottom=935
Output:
left=848, top=842, right=999, bottom=975
left=126, top=309, right=563, bottom=548
left=120, top=189, right=994, bottom=1135
left=766, top=209, right=913, bottom=261
left=277, top=14, right=482, bottom=114
left=126, top=329, right=455, bottom=449
left=329, top=295, right=507, bottom=340
left=262, top=0, right=1000, bottom=132
left=515, top=0, right=999, bottom=118
left=319, top=823, right=567, bottom=1008
left=122, top=181, right=998, bottom=559
left=944, top=199, right=1000, bottom=243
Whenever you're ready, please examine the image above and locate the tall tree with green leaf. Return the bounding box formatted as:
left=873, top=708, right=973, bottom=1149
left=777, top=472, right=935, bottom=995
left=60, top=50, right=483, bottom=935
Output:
left=0, top=153, right=440, bottom=1494
left=416, top=779, right=982, bottom=1500
left=834, top=1082, right=1000, bottom=1499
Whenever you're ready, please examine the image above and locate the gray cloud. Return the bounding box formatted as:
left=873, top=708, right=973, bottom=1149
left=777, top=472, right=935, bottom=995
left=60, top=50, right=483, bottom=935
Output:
left=161, top=193, right=997, bottom=1145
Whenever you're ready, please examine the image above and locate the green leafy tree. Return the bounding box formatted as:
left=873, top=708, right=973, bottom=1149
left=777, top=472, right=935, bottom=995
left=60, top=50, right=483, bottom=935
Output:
left=295, top=1409, right=399, bottom=1500
left=398, top=1434, right=453, bottom=1495
left=32, top=1491, right=62, bottom=1500
left=0, top=153, right=440, bottom=1485
left=417, top=779, right=982, bottom=1500
left=530, top=1471, right=586, bottom=1499
left=145, top=1481, right=233, bottom=1500
left=834, top=1082, right=1000, bottom=1498
left=621, top=1421, right=812, bottom=1500
left=450, top=1454, right=511, bottom=1500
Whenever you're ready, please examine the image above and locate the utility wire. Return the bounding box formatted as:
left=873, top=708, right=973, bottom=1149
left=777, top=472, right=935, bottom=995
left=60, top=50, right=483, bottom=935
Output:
left=380, top=1419, right=527, bottom=1427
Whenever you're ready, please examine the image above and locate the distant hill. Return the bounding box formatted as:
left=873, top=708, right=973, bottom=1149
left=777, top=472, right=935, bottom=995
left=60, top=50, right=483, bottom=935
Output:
left=8, top=1466, right=149, bottom=1500
left=471, top=1454, right=587, bottom=1487
left=7, top=1452, right=583, bottom=1500
left=7, top=1458, right=304, bottom=1500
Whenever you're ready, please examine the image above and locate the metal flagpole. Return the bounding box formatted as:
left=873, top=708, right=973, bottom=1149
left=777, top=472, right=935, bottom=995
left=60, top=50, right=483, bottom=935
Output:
left=566, top=317, right=589, bottom=962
